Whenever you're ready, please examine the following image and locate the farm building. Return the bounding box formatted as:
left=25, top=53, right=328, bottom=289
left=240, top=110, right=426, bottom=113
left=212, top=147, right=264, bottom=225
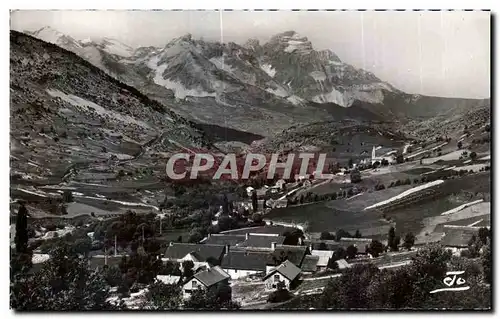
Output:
left=263, top=260, right=302, bottom=291
left=221, top=250, right=269, bottom=279
left=182, top=266, right=230, bottom=300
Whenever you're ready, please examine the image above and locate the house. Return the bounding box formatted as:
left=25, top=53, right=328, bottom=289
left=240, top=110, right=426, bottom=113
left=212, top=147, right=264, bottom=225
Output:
left=371, top=146, right=397, bottom=165
left=339, top=237, right=373, bottom=255
left=266, top=244, right=309, bottom=272
left=335, top=259, right=351, bottom=270
left=440, top=229, right=477, bottom=255
left=311, top=250, right=334, bottom=270
left=221, top=250, right=269, bottom=279
left=246, top=186, right=255, bottom=197
left=263, top=260, right=302, bottom=291
left=156, top=275, right=181, bottom=285
left=203, top=234, right=246, bottom=246
left=163, top=243, right=227, bottom=269
left=301, top=255, right=320, bottom=273
left=182, top=266, right=230, bottom=300
left=238, top=233, right=286, bottom=249
left=275, top=179, right=286, bottom=190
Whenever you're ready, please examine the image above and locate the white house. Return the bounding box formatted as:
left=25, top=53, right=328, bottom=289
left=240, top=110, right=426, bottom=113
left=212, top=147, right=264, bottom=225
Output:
left=221, top=250, right=269, bottom=279
left=275, top=179, right=286, bottom=190
left=263, top=260, right=302, bottom=291
left=182, top=266, right=230, bottom=300
left=246, top=186, right=255, bottom=197
left=311, top=250, right=334, bottom=270
left=371, top=146, right=397, bottom=165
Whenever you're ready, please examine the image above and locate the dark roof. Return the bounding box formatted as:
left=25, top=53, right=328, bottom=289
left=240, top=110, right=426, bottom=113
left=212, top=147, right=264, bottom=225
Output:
left=301, top=255, right=319, bottom=272
left=221, top=251, right=269, bottom=271
left=441, top=229, right=476, bottom=248
left=238, top=234, right=286, bottom=248
left=264, top=260, right=302, bottom=281
left=305, top=240, right=342, bottom=251
left=220, top=225, right=297, bottom=236
left=193, top=266, right=230, bottom=287
left=204, top=234, right=246, bottom=246
left=164, top=243, right=225, bottom=261
left=267, top=245, right=308, bottom=267
left=338, top=239, right=372, bottom=254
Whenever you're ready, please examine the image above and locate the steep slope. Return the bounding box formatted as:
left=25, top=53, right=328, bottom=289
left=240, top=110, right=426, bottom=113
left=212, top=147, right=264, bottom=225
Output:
left=10, top=30, right=210, bottom=191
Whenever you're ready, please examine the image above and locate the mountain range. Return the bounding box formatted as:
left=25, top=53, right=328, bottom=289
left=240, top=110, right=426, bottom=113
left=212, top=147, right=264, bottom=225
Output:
left=24, top=26, right=489, bottom=140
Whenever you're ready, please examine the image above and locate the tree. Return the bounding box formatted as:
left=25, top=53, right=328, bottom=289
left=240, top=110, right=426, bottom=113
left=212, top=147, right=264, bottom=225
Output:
left=222, top=194, right=230, bottom=215
left=481, top=241, right=491, bottom=284
left=354, top=230, right=362, bottom=238
left=251, top=191, right=258, bottom=213
left=478, top=227, right=489, bottom=245
left=350, top=169, right=362, bottom=183
left=457, top=141, right=463, bottom=149
left=348, top=158, right=353, bottom=168
left=396, top=154, right=404, bottom=164
left=346, top=245, right=358, bottom=259
left=11, top=244, right=119, bottom=310
left=15, top=203, right=29, bottom=253
left=368, top=240, right=384, bottom=257
left=470, top=152, right=477, bottom=160
left=62, top=190, right=74, bottom=203
left=318, top=242, right=328, bottom=251
left=184, top=284, right=239, bottom=310
left=484, top=124, right=490, bottom=132
left=335, top=229, right=352, bottom=241
left=181, top=260, right=195, bottom=279
left=320, top=231, right=335, bottom=240
left=142, top=281, right=181, bottom=310
left=251, top=213, right=263, bottom=223
left=403, top=233, right=415, bottom=250
left=381, top=159, right=389, bottom=166
left=282, top=228, right=304, bottom=245
left=388, top=227, right=396, bottom=251
left=72, top=237, right=92, bottom=257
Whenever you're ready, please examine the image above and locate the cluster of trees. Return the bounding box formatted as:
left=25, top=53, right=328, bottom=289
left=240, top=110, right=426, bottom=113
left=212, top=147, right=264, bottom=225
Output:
left=288, top=244, right=491, bottom=309
left=288, top=187, right=359, bottom=207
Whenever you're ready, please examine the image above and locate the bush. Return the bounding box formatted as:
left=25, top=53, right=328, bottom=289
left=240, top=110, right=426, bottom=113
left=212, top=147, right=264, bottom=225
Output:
left=267, top=288, right=292, bottom=303
left=62, top=190, right=74, bottom=203
left=45, top=224, right=57, bottom=231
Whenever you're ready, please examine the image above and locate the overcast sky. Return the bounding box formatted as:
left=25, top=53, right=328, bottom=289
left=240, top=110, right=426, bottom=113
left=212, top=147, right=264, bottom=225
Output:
left=10, top=10, right=490, bottom=98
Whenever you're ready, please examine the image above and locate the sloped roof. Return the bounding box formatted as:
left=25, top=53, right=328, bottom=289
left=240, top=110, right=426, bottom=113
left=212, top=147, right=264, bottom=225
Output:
left=204, top=234, right=246, bottom=246
left=301, top=255, right=320, bottom=272
left=220, top=225, right=296, bottom=235
left=221, top=250, right=269, bottom=271
left=239, top=234, right=286, bottom=248
left=264, top=260, right=302, bottom=281
left=165, top=243, right=225, bottom=261
left=268, top=245, right=308, bottom=266
left=440, top=229, right=476, bottom=248
left=193, top=266, right=230, bottom=287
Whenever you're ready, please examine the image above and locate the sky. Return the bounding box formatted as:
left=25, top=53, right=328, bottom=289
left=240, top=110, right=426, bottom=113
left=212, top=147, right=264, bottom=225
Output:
left=10, top=10, right=491, bottom=98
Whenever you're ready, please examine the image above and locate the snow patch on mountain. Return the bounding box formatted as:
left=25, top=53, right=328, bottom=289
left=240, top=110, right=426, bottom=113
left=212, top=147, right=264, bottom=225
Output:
left=99, top=38, right=133, bottom=57
left=287, top=95, right=305, bottom=106
left=310, top=71, right=327, bottom=82
left=266, top=86, right=289, bottom=98
left=152, top=63, right=215, bottom=99
left=260, top=63, right=276, bottom=78
left=46, top=89, right=153, bottom=129
left=312, top=88, right=352, bottom=107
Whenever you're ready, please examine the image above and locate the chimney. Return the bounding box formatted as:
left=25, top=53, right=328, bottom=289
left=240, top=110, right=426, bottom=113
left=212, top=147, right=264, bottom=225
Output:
left=271, top=242, right=277, bottom=250
left=245, top=233, right=249, bottom=240
left=225, top=244, right=230, bottom=254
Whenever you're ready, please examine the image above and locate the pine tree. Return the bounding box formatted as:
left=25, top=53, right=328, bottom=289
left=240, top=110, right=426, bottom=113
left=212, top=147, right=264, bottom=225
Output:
left=15, top=203, right=29, bottom=253
left=251, top=191, right=258, bottom=213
